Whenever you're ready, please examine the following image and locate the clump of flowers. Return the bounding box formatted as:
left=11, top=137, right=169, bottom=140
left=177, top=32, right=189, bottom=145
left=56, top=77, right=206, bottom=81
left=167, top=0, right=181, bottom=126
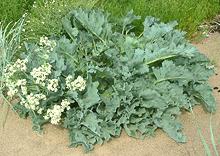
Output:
left=4, top=58, right=28, bottom=77
left=33, top=36, right=57, bottom=59
left=16, top=79, right=28, bottom=95
left=6, top=81, right=18, bottom=97
left=47, top=79, right=59, bottom=92
left=4, top=59, right=28, bottom=97
left=3, top=36, right=87, bottom=126
left=5, top=79, right=27, bottom=97
left=66, top=75, right=86, bottom=91
left=20, top=93, right=46, bottom=111
left=39, top=36, right=57, bottom=52
left=44, top=99, right=71, bottom=125
left=30, top=63, right=52, bottom=86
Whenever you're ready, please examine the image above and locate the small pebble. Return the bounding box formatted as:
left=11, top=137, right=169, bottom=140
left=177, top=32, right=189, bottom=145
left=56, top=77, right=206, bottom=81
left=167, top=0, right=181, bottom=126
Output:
left=218, top=90, right=220, bottom=93
left=215, top=73, right=218, bottom=76
left=214, top=87, right=219, bottom=90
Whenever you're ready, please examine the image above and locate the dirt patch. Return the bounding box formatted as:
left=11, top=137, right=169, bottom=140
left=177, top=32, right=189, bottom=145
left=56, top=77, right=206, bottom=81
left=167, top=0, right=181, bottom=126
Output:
left=1, top=33, right=220, bottom=156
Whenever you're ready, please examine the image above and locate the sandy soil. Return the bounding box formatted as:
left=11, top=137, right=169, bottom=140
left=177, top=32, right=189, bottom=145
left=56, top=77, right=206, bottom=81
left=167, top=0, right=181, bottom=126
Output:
left=0, top=33, right=220, bottom=156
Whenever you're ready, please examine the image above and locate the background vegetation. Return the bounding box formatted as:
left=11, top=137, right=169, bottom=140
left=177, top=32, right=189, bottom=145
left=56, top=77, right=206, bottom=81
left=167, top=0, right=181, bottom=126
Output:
left=98, top=0, right=220, bottom=38
left=0, top=0, right=35, bottom=24
left=23, top=0, right=100, bottom=41
left=0, top=0, right=219, bottom=40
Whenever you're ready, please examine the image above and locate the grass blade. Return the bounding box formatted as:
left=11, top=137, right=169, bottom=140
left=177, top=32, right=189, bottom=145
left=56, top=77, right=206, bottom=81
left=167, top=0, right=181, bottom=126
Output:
left=210, top=115, right=219, bottom=156
left=198, top=127, right=212, bottom=156
left=0, top=18, right=24, bottom=130
left=0, top=101, right=9, bottom=130
left=190, top=105, right=212, bottom=156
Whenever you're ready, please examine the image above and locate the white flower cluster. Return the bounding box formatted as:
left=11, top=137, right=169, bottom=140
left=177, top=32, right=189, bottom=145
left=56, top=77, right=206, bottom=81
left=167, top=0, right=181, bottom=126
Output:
left=16, top=79, right=28, bottom=95
left=30, top=63, right=52, bottom=86
left=44, top=99, right=71, bottom=125
left=4, top=59, right=28, bottom=77
left=4, top=59, right=28, bottom=97
left=66, top=75, right=86, bottom=91
left=6, top=81, right=18, bottom=97
left=47, top=79, right=59, bottom=92
left=20, top=93, right=46, bottom=111
left=39, top=36, right=56, bottom=52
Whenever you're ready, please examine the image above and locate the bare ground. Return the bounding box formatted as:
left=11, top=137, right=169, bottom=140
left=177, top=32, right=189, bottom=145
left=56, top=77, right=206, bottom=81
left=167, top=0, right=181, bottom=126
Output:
left=0, top=33, right=220, bottom=156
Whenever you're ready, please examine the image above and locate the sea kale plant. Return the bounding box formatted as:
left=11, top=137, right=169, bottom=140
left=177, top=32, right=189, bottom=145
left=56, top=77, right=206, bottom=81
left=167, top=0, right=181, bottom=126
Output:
left=3, top=9, right=216, bottom=151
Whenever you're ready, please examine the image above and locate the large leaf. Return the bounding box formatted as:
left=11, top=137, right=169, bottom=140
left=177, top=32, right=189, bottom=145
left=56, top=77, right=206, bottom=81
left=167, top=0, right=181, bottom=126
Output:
left=63, top=8, right=112, bottom=43
left=82, top=112, right=101, bottom=135
left=193, top=83, right=216, bottom=112
left=78, top=76, right=100, bottom=109
left=153, top=60, right=193, bottom=84
left=121, top=10, right=141, bottom=34
left=153, top=108, right=187, bottom=143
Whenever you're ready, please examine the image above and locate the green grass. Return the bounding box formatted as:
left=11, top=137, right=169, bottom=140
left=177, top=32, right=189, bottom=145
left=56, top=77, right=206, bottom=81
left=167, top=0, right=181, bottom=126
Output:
left=197, top=115, right=219, bottom=156
left=23, top=0, right=220, bottom=41
left=96, top=0, right=220, bottom=38
left=0, top=0, right=35, bottom=24
left=0, top=0, right=219, bottom=40
left=0, top=0, right=32, bottom=131
left=190, top=105, right=219, bottom=156
left=23, top=0, right=99, bottom=42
